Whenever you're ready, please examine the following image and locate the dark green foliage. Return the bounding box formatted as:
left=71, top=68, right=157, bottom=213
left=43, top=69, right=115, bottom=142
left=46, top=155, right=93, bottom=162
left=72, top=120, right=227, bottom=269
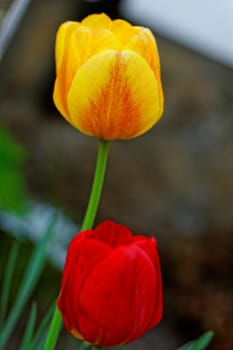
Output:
left=177, top=331, right=214, bottom=350
left=0, top=128, right=27, bottom=212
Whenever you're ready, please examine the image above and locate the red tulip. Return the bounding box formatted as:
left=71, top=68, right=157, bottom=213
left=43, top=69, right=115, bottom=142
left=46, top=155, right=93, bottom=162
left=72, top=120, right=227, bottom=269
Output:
left=57, top=221, right=163, bottom=347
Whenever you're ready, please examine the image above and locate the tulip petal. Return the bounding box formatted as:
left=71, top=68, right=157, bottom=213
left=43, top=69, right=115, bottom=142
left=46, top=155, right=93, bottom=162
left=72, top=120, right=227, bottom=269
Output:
left=68, top=49, right=162, bottom=140
left=111, top=19, right=137, bottom=45
left=53, top=25, right=121, bottom=122
left=81, top=13, right=111, bottom=30
left=129, top=27, right=161, bottom=76
left=58, top=232, right=112, bottom=334
left=133, top=236, right=163, bottom=330
left=70, top=26, right=121, bottom=69
left=92, top=221, right=133, bottom=248
left=125, top=27, right=164, bottom=118
left=55, top=21, right=78, bottom=73
left=130, top=28, right=163, bottom=102
left=53, top=21, right=80, bottom=121
left=78, top=245, right=156, bottom=346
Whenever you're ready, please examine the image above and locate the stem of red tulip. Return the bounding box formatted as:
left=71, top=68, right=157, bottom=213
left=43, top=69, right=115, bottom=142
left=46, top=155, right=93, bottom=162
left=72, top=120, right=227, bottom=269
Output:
left=43, top=139, right=110, bottom=350
left=43, top=307, right=62, bottom=350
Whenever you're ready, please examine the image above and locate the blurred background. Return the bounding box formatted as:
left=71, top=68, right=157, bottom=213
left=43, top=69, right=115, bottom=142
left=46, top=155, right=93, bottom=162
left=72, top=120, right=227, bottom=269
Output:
left=0, top=0, right=233, bottom=349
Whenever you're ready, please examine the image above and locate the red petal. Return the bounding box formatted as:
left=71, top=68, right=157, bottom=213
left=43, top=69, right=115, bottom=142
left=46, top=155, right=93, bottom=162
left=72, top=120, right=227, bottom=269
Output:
left=57, top=231, right=111, bottom=333
left=77, top=245, right=156, bottom=346
left=92, top=221, right=133, bottom=248
left=133, top=236, right=163, bottom=331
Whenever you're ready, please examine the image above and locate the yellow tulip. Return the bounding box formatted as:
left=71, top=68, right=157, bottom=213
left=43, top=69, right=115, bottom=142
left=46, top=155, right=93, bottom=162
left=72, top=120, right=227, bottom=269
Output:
left=53, top=13, right=164, bottom=140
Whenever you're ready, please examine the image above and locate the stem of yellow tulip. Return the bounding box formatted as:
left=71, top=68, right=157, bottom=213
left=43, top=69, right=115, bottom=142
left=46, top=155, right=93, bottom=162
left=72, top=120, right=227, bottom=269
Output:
left=43, top=139, right=110, bottom=350
left=82, top=139, right=110, bottom=230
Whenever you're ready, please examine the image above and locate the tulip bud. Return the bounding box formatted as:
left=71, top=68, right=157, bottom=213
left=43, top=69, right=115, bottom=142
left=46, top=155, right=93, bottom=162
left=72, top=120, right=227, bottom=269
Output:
left=53, top=13, right=164, bottom=140
left=57, top=221, right=163, bottom=347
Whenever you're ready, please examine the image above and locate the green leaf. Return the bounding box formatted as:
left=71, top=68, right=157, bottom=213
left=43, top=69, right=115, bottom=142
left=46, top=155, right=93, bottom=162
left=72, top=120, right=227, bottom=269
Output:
left=0, top=240, right=19, bottom=326
left=20, top=303, right=37, bottom=350
left=177, top=331, right=214, bottom=350
left=30, top=302, right=54, bottom=350
left=0, top=215, right=56, bottom=349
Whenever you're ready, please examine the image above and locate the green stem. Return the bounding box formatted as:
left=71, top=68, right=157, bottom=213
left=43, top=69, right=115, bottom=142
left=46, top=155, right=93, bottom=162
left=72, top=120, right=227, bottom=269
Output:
left=43, top=308, right=61, bottom=350
left=82, top=139, right=109, bottom=230
left=43, top=139, right=110, bottom=350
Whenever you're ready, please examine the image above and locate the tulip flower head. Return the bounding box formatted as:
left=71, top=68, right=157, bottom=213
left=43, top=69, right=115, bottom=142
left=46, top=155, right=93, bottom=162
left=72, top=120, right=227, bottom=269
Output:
left=53, top=13, right=164, bottom=140
left=57, top=221, right=163, bottom=347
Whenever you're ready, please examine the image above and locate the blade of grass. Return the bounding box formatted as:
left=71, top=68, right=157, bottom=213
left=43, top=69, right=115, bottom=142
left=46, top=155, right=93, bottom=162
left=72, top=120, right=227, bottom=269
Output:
left=20, top=303, right=37, bottom=350
left=177, top=331, right=214, bottom=350
left=30, top=302, right=54, bottom=350
left=0, top=215, right=56, bottom=349
left=0, top=240, right=19, bottom=326
left=189, top=331, right=214, bottom=350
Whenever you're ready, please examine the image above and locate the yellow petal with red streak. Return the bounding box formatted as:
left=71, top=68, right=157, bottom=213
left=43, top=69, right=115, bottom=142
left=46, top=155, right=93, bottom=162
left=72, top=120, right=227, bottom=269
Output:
left=125, top=27, right=164, bottom=117
left=54, top=24, right=121, bottom=121
left=67, top=49, right=163, bottom=140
